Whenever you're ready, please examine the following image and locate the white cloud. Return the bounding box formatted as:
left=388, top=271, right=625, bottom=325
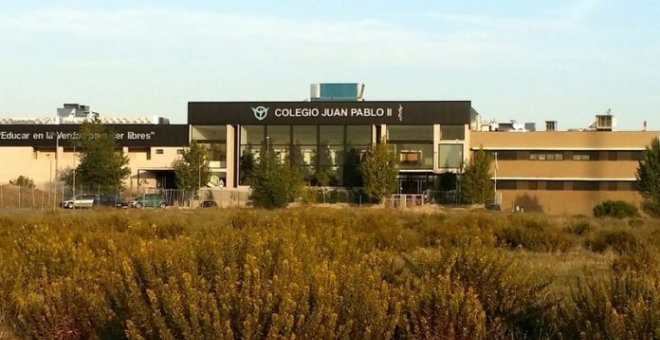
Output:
left=0, top=6, right=508, bottom=71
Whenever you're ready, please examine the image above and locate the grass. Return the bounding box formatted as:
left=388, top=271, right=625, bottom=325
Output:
left=0, top=208, right=659, bottom=339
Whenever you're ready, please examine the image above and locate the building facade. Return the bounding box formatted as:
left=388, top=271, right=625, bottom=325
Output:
left=188, top=101, right=478, bottom=193
left=0, top=97, right=658, bottom=215
left=471, top=131, right=659, bottom=214
left=0, top=124, right=188, bottom=192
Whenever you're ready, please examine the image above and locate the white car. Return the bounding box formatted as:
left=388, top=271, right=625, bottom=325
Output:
left=61, top=194, right=97, bottom=209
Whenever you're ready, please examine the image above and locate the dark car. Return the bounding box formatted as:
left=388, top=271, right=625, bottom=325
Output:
left=485, top=203, right=502, bottom=211
left=95, top=195, right=129, bottom=208
left=199, top=200, right=218, bottom=208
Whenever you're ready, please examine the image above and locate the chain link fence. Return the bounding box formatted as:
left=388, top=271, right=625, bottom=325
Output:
left=0, top=184, right=254, bottom=209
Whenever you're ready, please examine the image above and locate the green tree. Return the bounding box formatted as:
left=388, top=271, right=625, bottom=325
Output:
left=250, top=142, right=303, bottom=208
left=637, top=137, right=660, bottom=215
left=9, top=175, right=35, bottom=189
left=314, top=143, right=336, bottom=186
left=343, top=148, right=363, bottom=188
left=360, top=140, right=398, bottom=203
left=239, top=144, right=256, bottom=185
left=460, top=148, right=494, bottom=205
left=287, top=142, right=312, bottom=183
left=75, top=120, right=130, bottom=193
left=173, top=141, right=211, bottom=191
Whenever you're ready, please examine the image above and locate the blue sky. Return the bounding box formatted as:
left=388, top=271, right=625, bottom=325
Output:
left=1, top=0, right=659, bottom=130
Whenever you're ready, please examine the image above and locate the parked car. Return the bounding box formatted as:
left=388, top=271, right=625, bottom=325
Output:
left=95, top=194, right=129, bottom=208
left=61, top=194, right=97, bottom=209
left=62, top=194, right=128, bottom=209
left=199, top=200, right=218, bottom=208
left=129, top=193, right=167, bottom=208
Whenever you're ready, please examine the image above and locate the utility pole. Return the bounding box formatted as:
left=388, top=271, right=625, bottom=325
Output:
left=55, top=135, right=59, bottom=206
left=72, top=145, right=76, bottom=209
left=493, top=152, right=498, bottom=205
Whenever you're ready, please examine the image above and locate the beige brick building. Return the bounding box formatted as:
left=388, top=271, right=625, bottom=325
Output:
left=471, top=131, right=659, bottom=214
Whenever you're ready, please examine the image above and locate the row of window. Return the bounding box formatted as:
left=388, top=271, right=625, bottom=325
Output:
left=239, top=143, right=464, bottom=170
left=491, top=150, right=643, bottom=161
left=191, top=124, right=466, bottom=145
left=496, top=180, right=639, bottom=191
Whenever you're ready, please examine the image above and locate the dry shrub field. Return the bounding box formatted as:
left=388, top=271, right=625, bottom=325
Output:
left=0, top=208, right=659, bottom=339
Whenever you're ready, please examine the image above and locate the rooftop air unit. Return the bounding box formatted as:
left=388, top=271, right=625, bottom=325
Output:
left=546, top=121, right=557, bottom=131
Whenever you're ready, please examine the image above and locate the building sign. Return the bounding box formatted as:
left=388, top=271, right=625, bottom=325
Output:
left=189, top=101, right=473, bottom=125
left=0, top=124, right=189, bottom=147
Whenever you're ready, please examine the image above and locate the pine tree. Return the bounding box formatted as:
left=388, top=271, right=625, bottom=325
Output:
left=314, top=143, right=336, bottom=186
left=250, top=142, right=303, bottom=208
left=343, top=148, right=363, bottom=188
left=239, top=144, right=256, bottom=185
left=75, top=120, right=130, bottom=193
left=360, top=140, right=398, bottom=203
left=460, top=148, right=494, bottom=205
left=173, top=141, right=210, bottom=191
left=637, top=137, right=660, bottom=215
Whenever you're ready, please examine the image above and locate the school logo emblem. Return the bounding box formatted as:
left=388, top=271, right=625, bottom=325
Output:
left=251, top=106, right=269, bottom=121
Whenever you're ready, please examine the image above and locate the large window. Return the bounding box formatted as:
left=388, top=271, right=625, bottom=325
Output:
left=439, top=144, right=463, bottom=169
left=320, top=125, right=344, bottom=166
left=240, top=125, right=265, bottom=146
left=192, top=125, right=226, bottom=141
left=440, top=125, right=465, bottom=140
left=266, top=125, right=291, bottom=145
left=346, top=125, right=372, bottom=145
left=193, top=125, right=227, bottom=168
left=394, top=143, right=433, bottom=169
left=387, top=125, right=433, bottom=141
left=388, top=125, right=433, bottom=170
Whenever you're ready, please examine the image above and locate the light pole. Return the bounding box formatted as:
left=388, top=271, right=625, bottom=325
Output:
left=198, top=154, right=202, bottom=190
left=47, top=154, right=52, bottom=209
left=265, top=136, right=270, bottom=171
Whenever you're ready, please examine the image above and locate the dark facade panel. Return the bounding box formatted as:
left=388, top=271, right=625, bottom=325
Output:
left=0, top=124, right=189, bottom=147
left=188, top=101, right=473, bottom=125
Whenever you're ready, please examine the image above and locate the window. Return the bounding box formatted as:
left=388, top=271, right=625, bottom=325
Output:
left=292, top=125, right=317, bottom=145
left=607, top=182, right=618, bottom=191
left=156, top=149, right=164, bottom=155
left=191, top=125, right=226, bottom=141
left=320, top=125, right=344, bottom=145
left=346, top=125, right=372, bottom=145
left=440, top=125, right=465, bottom=140
left=387, top=125, right=433, bottom=141
left=572, top=153, right=590, bottom=161
left=528, top=181, right=538, bottom=190
left=572, top=181, right=599, bottom=191
left=496, top=180, right=517, bottom=190
left=546, top=181, right=564, bottom=190
left=439, top=144, right=463, bottom=168
left=530, top=152, right=564, bottom=160
left=176, top=149, right=183, bottom=155
left=240, top=125, right=265, bottom=146
left=266, top=125, right=291, bottom=145
left=400, top=150, right=421, bottom=165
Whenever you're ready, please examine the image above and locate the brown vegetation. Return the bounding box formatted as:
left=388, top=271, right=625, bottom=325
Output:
left=0, top=208, right=659, bottom=339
